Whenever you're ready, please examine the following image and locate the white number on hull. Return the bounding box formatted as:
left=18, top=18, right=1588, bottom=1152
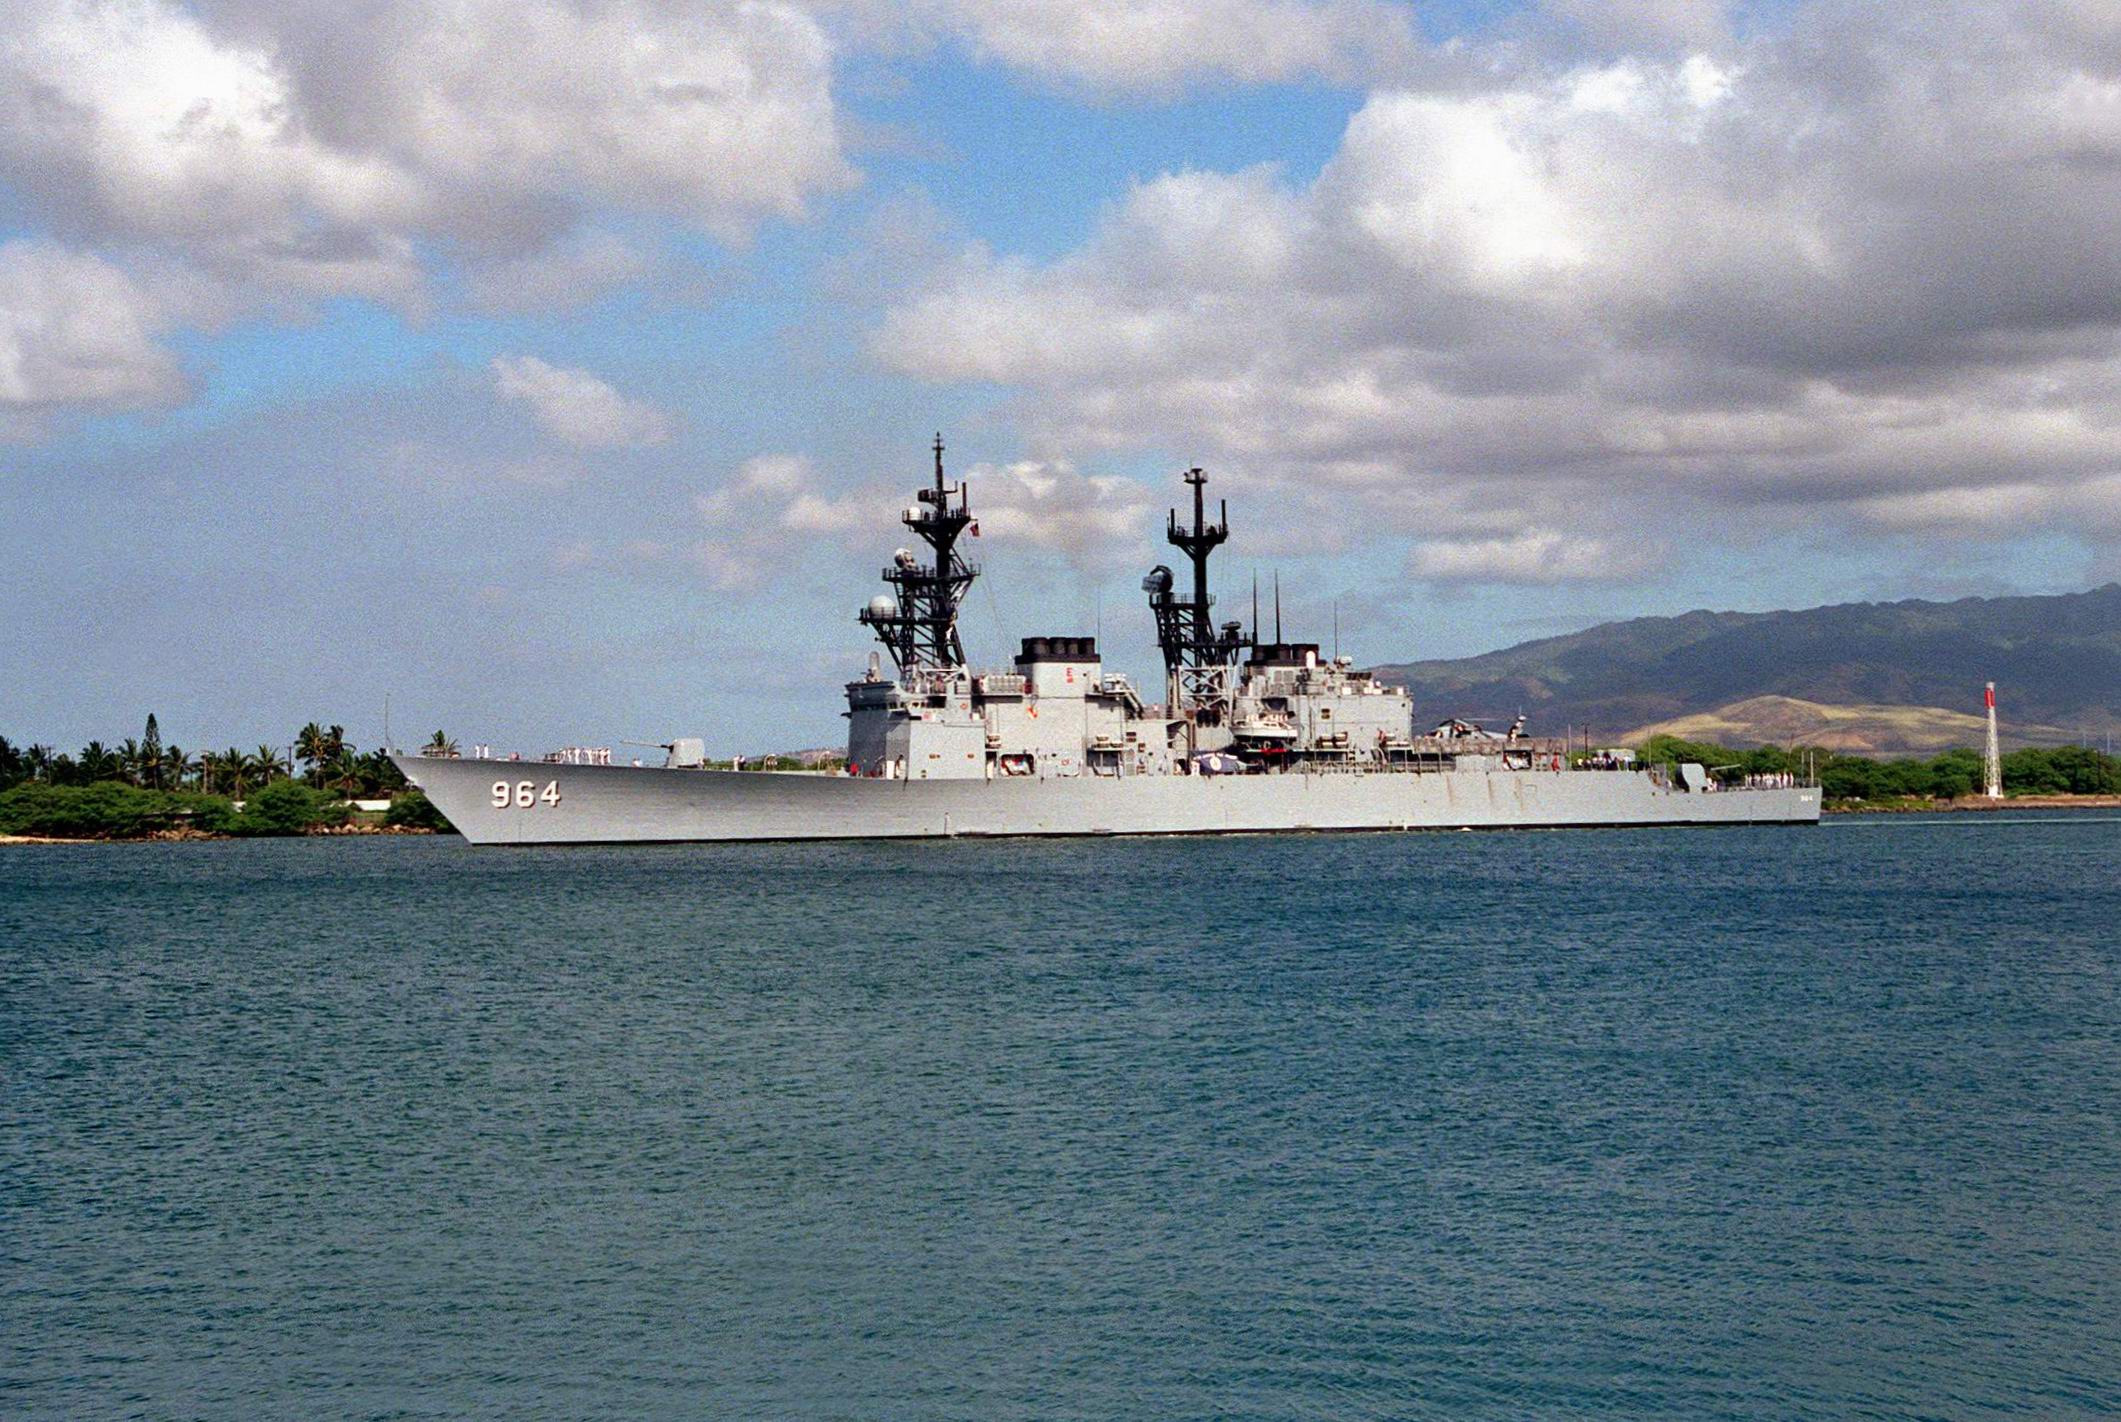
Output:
left=491, top=780, right=563, bottom=809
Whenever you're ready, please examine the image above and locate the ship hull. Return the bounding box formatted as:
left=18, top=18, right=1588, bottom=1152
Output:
left=397, top=756, right=1821, bottom=845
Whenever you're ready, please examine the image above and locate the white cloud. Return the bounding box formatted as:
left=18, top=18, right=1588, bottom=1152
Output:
left=0, top=0, right=427, bottom=299
left=0, top=0, right=853, bottom=304
left=0, top=240, right=184, bottom=439
left=688, top=449, right=1163, bottom=591
left=1407, top=529, right=1664, bottom=584
left=962, top=458, right=1159, bottom=572
left=491, top=356, right=673, bottom=449
left=1851, top=474, right=2121, bottom=538
left=876, top=4, right=2121, bottom=583
left=691, top=453, right=889, bottom=590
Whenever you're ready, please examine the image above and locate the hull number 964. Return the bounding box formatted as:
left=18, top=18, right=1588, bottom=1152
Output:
left=492, top=780, right=562, bottom=809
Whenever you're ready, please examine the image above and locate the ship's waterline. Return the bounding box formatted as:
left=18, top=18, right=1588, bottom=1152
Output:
left=404, top=442, right=1818, bottom=844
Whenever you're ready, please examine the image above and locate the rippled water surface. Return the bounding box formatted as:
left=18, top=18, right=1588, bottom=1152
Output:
left=5, top=815, right=2119, bottom=1419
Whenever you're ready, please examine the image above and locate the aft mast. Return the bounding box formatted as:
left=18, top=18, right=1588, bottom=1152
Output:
left=859, top=434, right=979, bottom=674
left=1142, top=467, right=1249, bottom=734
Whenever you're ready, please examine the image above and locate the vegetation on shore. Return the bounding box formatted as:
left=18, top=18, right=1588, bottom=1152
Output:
left=0, top=717, right=455, bottom=840
left=1628, top=734, right=2119, bottom=806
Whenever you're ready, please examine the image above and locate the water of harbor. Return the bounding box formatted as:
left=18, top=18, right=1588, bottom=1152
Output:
left=4, top=814, right=2117, bottom=1419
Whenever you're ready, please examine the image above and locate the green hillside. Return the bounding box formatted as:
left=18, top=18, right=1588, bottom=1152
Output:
left=1370, top=584, right=2121, bottom=752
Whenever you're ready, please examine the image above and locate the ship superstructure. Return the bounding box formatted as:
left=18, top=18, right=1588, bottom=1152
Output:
left=396, top=439, right=1821, bottom=841
left=843, top=442, right=1569, bottom=785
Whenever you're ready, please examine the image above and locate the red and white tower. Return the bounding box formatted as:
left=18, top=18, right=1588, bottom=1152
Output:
left=1983, top=682, right=2003, bottom=799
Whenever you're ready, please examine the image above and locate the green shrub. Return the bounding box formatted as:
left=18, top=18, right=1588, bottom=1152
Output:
left=0, top=782, right=170, bottom=837
left=385, top=790, right=454, bottom=832
left=2003, top=746, right=2120, bottom=795
left=175, top=793, right=240, bottom=834
left=1635, top=734, right=1744, bottom=768
left=1818, top=755, right=1879, bottom=802
left=232, top=780, right=348, bottom=836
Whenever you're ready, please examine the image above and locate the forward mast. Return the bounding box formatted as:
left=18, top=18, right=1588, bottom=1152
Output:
left=1143, top=469, right=1250, bottom=733
left=858, top=433, right=978, bottom=677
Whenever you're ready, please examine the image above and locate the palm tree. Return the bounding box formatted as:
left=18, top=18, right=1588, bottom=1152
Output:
left=78, top=741, right=123, bottom=783
left=142, top=714, right=164, bottom=790
left=295, top=722, right=329, bottom=782
left=222, top=751, right=254, bottom=797
left=358, top=749, right=406, bottom=795
left=161, top=743, right=195, bottom=791
left=0, top=735, right=22, bottom=788
left=323, top=747, right=361, bottom=797
left=24, top=744, right=55, bottom=783
left=424, top=730, right=459, bottom=758
left=252, top=745, right=288, bottom=786
left=117, top=738, right=145, bottom=786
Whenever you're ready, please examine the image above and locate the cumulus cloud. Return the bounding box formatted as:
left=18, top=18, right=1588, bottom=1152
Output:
left=0, top=240, right=185, bottom=439
left=0, top=0, right=424, bottom=298
left=961, top=458, right=1159, bottom=572
left=0, top=0, right=853, bottom=304
left=491, top=356, right=674, bottom=449
left=691, top=453, right=885, bottom=590
left=875, top=1, right=2121, bottom=581
left=688, top=449, right=1162, bottom=591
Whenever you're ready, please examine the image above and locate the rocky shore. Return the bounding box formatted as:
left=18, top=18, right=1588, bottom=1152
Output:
left=1, top=823, right=445, bottom=845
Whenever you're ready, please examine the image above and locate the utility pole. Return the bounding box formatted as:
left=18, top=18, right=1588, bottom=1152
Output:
left=1983, top=682, right=2003, bottom=800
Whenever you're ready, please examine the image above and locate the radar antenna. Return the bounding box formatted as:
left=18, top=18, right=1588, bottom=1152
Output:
left=1143, top=467, right=1249, bottom=727
left=858, top=434, right=980, bottom=673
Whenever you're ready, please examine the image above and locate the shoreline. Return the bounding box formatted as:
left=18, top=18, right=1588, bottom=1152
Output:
left=1825, top=794, right=2121, bottom=815
left=0, top=824, right=445, bottom=845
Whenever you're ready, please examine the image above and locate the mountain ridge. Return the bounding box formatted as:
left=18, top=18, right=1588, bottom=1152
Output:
left=1370, top=584, right=2121, bottom=751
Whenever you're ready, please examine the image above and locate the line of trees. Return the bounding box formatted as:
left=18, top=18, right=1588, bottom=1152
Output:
left=1630, top=734, right=2119, bottom=802
left=0, top=715, right=459, bottom=838
left=0, top=717, right=412, bottom=799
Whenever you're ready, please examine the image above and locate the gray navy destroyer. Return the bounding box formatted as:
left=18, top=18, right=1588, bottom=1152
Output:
left=398, top=439, right=1819, bottom=843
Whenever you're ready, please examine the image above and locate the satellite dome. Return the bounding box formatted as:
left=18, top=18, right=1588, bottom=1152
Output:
left=893, top=547, right=916, bottom=568
left=867, top=594, right=899, bottom=619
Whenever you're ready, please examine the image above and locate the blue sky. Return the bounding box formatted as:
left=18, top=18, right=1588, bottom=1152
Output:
left=2, top=1, right=2117, bottom=756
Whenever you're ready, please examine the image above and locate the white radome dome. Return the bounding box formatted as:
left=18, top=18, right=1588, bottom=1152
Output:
left=867, top=594, right=899, bottom=619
